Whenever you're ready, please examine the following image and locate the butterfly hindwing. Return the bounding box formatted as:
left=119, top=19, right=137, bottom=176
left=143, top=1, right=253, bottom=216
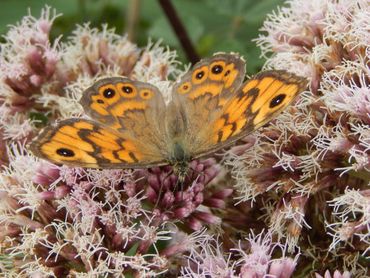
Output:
left=169, top=53, right=246, bottom=152
left=80, top=77, right=171, bottom=161
left=80, top=77, right=166, bottom=133
left=173, top=53, right=246, bottom=103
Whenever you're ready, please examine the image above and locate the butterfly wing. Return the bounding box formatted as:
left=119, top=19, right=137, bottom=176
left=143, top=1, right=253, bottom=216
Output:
left=31, top=77, right=170, bottom=168
left=168, top=53, right=246, bottom=144
left=80, top=77, right=166, bottom=135
left=172, top=53, right=246, bottom=103
left=181, top=70, right=307, bottom=158
left=30, top=118, right=168, bottom=168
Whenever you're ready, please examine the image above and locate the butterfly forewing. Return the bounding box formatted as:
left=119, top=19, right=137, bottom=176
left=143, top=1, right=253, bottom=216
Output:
left=189, top=70, right=307, bottom=159
left=30, top=118, right=168, bottom=168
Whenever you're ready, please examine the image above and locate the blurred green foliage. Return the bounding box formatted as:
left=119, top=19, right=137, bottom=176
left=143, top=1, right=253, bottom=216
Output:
left=0, top=0, right=283, bottom=73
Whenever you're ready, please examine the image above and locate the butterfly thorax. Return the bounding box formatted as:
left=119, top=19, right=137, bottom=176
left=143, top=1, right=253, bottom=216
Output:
left=169, top=141, right=191, bottom=182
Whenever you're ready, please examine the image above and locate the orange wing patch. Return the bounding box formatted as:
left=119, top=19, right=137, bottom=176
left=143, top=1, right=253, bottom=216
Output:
left=210, top=70, right=307, bottom=144
left=212, top=93, right=253, bottom=143
left=223, top=62, right=240, bottom=89
left=174, top=53, right=246, bottom=100
left=192, top=66, right=209, bottom=84
left=249, top=78, right=284, bottom=113
left=80, top=77, right=166, bottom=130
left=110, top=101, right=146, bottom=118
left=29, top=119, right=163, bottom=168
left=188, top=83, right=224, bottom=100
left=248, top=72, right=306, bottom=127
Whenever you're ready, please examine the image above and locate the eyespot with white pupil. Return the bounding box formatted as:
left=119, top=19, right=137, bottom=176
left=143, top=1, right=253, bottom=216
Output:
left=103, top=88, right=115, bottom=98
left=270, top=94, right=286, bottom=108
left=56, top=148, right=75, bottom=157
left=211, top=65, right=223, bottom=74
left=196, top=71, right=204, bottom=79
left=122, top=86, right=133, bottom=94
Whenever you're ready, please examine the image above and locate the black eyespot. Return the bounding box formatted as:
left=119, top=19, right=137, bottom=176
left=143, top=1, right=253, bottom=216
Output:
left=211, top=65, right=223, bottom=74
left=103, top=88, right=115, bottom=98
left=56, top=148, right=75, bottom=157
left=270, top=94, right=286, bottom=108
left=97, top=99, right=104, bottom=104
left=122, top=86, right=133, bottom=94
left=224, top=70, right=230, bottom=77
left=196, top=71, right=204, bottom=79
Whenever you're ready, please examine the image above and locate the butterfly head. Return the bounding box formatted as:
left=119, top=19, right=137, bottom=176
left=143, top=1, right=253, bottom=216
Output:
left=172, top=160, right=190, bottom=183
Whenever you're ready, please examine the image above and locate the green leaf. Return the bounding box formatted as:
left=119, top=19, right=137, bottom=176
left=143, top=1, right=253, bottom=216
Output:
left=148, top=15, right=204, bottom=47
left=29, top=112, right=49, bottom=127
left=126, top=242, right=139, bottom=256
left=204, top=0, right=250, bottom=16
left=243, top=0, right=283, bottom=23
left=197, top=34, right=216, bottom=56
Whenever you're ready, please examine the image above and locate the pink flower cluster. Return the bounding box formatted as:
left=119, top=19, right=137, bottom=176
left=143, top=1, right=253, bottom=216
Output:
left=0, top=1, right=368, bottom=277
left=225, top=0, right=369, bottom=275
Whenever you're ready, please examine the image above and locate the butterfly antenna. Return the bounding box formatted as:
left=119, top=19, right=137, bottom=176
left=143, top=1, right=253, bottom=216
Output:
left=153, top=179, right=164, bottom=210
left=188, top=166, right=205, bottom=182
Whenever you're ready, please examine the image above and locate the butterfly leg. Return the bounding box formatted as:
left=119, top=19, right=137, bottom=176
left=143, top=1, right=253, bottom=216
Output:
left=153, top=168, right=175, bottom=209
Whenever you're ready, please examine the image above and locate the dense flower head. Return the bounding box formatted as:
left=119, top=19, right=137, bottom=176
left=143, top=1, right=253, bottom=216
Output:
left=0, top=1, right=369, bottom=277
left=0, top=6, right=233, bottom=276
left=1, top=144, right=229, bottom=276
left=140, top=159, right=231, bottom=230
left=222, top=0, right=370, bottom=275
left=179, top=230, right=298, bottom=278
left=0, top=6, right=60, bottom=101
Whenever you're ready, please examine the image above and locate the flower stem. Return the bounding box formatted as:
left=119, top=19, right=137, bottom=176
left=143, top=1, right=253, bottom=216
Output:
left=158, top=0, right=200, bottom=64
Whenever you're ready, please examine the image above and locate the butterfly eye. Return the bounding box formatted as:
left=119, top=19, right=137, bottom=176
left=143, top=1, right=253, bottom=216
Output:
left=270, top=94, right=286, bottom=108
left=103, top=88, right=115, bottom=98
left=56, top=148, right=75, bottom=157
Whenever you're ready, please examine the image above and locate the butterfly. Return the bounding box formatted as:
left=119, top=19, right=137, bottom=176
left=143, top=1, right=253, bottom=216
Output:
left=30, top=53, right=307, bottom=181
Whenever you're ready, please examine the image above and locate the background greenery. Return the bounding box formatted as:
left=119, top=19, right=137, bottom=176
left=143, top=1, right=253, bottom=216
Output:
left=0, top=0, right=283, bottom=74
